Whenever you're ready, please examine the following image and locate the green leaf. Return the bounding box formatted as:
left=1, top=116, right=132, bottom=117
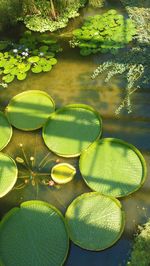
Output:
left=0, top=201, right=69, bottom=265
left=79, top=138, right=147, bottom=197
left=51, top=163, right=76, bottom=184
left=2, top=74, right=15, bottom=83
left=49, top=58, right=57, bottom=65
left=28, top=56, right=40, bottom=63
left=31, top=65, right=43, bottom=73
left=65, top=192, right=125, bottom=250
left=0, top=152, right=18, bottom=197
left=0, top=112, right=12, bottom=151
left=42, top=64, right=52, bottom=72
left=6, top=90, right=55, bottom=131
left=43, top=104, right=102, bottom=157
left=17, top=72, right=27, bottom=81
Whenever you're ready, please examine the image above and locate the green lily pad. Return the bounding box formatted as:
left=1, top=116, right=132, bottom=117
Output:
left=2, top=74, right=15, bottom=83
left=0, top=152, right=18, bottom=198
left=79, top=138, right=147, bottom=197
left=43, top=64, right=52, bottom=72
left=0, top=201, right=69, bottom=265
left=49, top=58, right=57, bottom=65
left=17, top=72, right=27, bottom=81
left=65, top=192, right=125, bottom=250
left=6, top=90, right=55, bottom=131
left=51, top=163, right=76, bottom=184
left=43, top=104, right=102, bottom=157
left=31, top=65, right=43, bottom=73
left=28, top=56, right=40, bottom=63
left=0, top=112, right=12, bottom=151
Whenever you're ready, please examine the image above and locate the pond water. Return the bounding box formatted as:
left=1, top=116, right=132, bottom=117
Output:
left=0, top=1, right=150, bottom=266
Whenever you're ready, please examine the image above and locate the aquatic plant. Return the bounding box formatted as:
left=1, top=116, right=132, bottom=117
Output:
left=91, top=2, right=150, bottom=114
left=0, top=31, right=61, bottom=86
left=70, top=10, right=136, bottom=55
left=51, top=163, right=76, bottom=184
left=23, top=0, right=87, bottom=32
left=0, top=201, right=69, bottom=266
left=127, top=219, right=150, bottom=265
left=79, top=138, right=147, bottom=197
left=65, top=192, right=125, bottom=250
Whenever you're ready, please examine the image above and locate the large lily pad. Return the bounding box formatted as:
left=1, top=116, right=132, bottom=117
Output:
left=0, top=112, right=12, bottom=151
left=79, top=138, right=147, bottom=197
left=6, top=90, right=55, bottom=131
left=0, top=201, right=69, bottom=266
left=0, top=152, right=18, bottom=198
left=43, top=104, right=102, bottom=157
left=65, top=192, right=125, bottom=250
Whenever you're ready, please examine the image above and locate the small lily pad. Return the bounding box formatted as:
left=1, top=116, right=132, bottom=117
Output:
left=65, top=192, right=125, bottom=250
left=0, top=201, right=69, bottom=265
left=0, top=152, right=18, bottom=198
left=0, top=112, right=12, bottom=151
left=17, top=72, right=27, bottom=81
left=79, top=138, right=147, bottom=197
left=28, top=56, right=40, bottom=63
left=6, top=90, right=55, bottom=131
left=51, top=163, right=76, bottom=184
left=43, top=104, right=102, bottom=157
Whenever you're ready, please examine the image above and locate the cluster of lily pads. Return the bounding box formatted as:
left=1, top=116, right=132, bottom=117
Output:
left=0, top=90, right=147, bottom=265
left=70, top=9, right=136, bottom=55
left=0, top=31, right=61, bottom=86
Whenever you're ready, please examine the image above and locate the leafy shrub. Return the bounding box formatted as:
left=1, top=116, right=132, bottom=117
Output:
left=23, top=1, right=87, bottom=32
left=0, top=0, right=21, bottom=31
left=70, top=9, right=136, bottom=55
left=0, top=31, right=61, bottom=86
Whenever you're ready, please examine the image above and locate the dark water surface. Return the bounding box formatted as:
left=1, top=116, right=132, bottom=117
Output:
left=0, top=2, right=150, bottom=266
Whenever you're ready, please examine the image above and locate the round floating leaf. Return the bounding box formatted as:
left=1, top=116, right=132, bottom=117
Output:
left=0, top=201, right=69, bottom=266
left=17, top=72, right=27, bottom=81
left=28, top=56, right=40, bottom=63
left=0, top=152, right=18, bottom=198
left=80, top=138, right=147, bottom=197
left=0, top=112, right=12, bottom=151
left=51, top=163, right=76, bottom=184
left=6, top=90, right=55, bottom=131
left=31, top=65, right=42, bottom=73
left=2, top=74, right=15, bottom=83
left=43, top=104, right=102, bottom=157
left=65, top=192, right=125, bottom=250
left=50, top=58, right=57, bottom=65
left=42, top=64, right=52, bottom=72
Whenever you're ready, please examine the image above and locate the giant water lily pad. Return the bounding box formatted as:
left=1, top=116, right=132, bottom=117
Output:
left=0, top=112, right=12, bottom=151
left=65, top=192, right=125, bottom=250
left=43, top=104, right=102, bottom=157
left=6, top=90, right=55, bottom=131
left=0, top=201, right=69, bottom=266
left=0, top=152, right=18, bottom=198
left=79, top=138, right=147, bottom=197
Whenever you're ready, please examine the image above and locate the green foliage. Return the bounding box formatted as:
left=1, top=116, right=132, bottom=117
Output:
left=0, top=0, right=21, bottom=31
left=91, top=2, right=150, bottom=114
left=88, top=0, right=105, bottom=7
left=70, top=10, right=136, bottom=55
left=127, top=220, right=150, bottom=266
left=23, top=0, right=87, bottom=32
left=0, top=31, right=61, bottom=86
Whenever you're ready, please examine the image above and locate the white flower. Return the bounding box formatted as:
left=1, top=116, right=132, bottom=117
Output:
left=13, top=49, right=18, bottom=53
